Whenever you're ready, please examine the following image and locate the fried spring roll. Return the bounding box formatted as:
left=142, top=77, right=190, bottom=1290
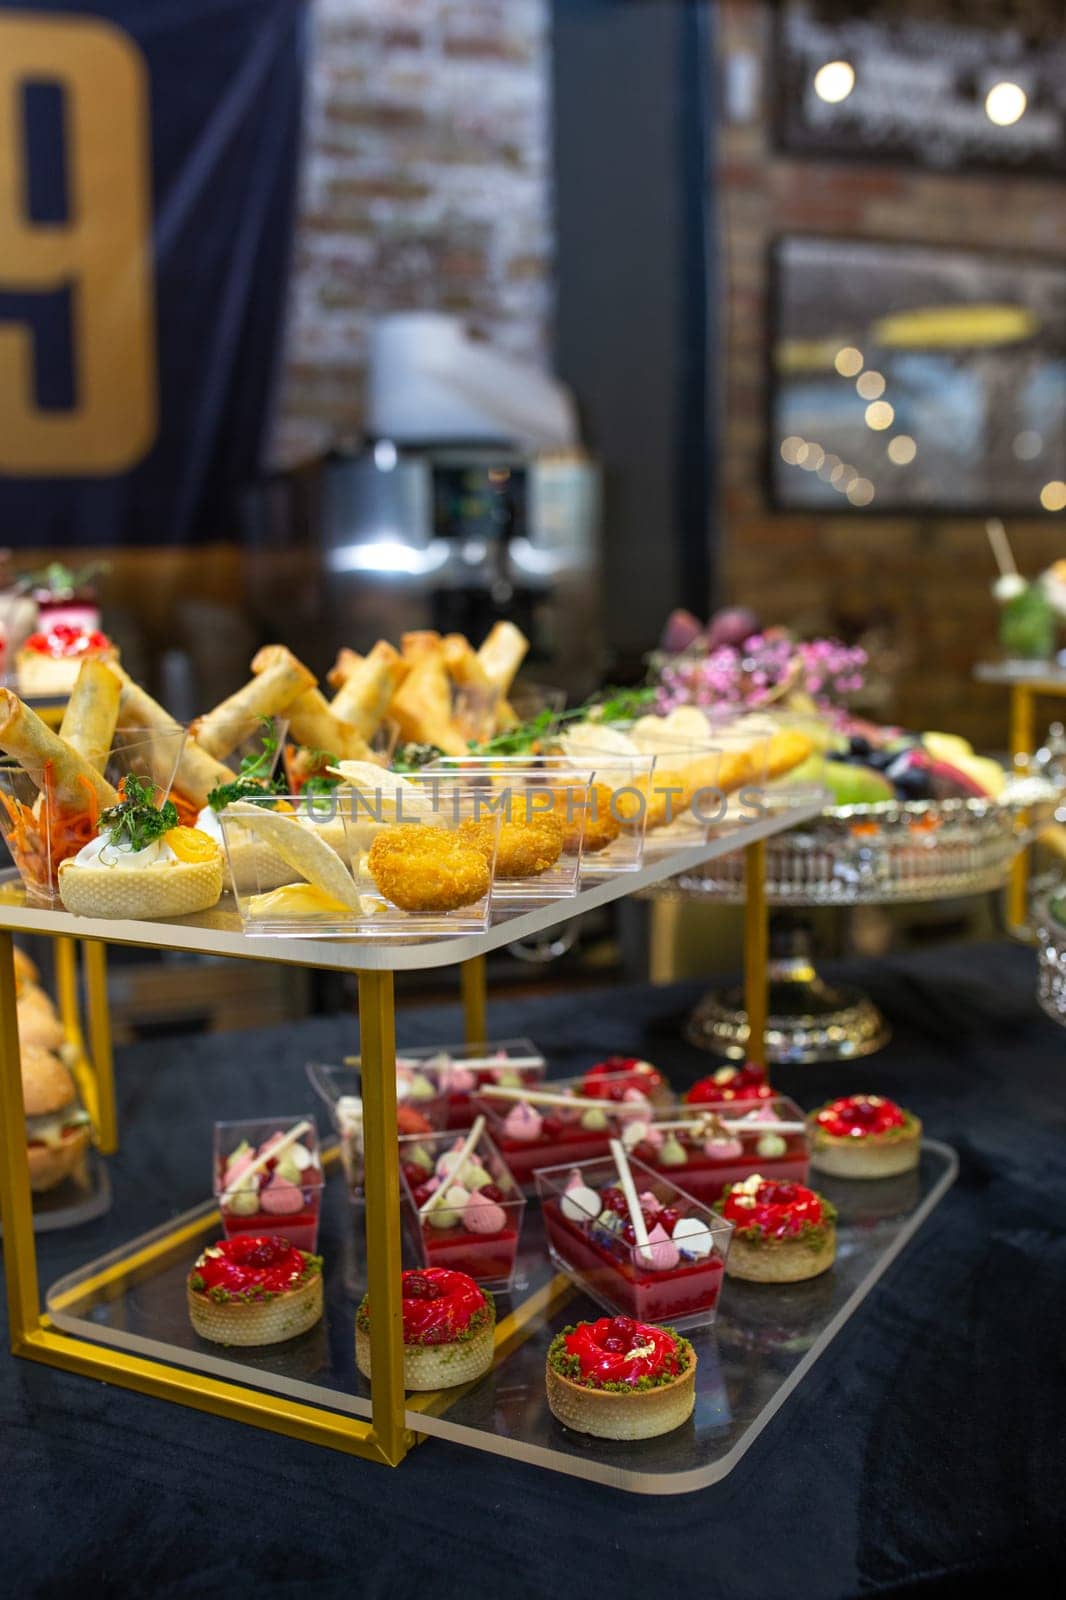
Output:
left=441, top=634, right=495, bottom=692
left=192, top=656, right=317, bottom=761
left=389, top=648, right=468, bottom=756
left=59, top=660, right=121, bottom=774
left=477, top=622, right=528, bottom=694
left=109, top=663, right=234, bottom=808
left=329, top=640, right=408, bottom=739
left=251, top=646, right=373, bottom=763
left=401, top=631, right=442, bottom=664
left=327, top=647, right=363, bottom=691
left=0, top=689, right=118, bottom=811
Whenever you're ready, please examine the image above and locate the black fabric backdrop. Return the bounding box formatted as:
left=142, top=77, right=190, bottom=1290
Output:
left=4, top=940, right=1066, bottom=1596
left=0, top=0, right=307, bottom=546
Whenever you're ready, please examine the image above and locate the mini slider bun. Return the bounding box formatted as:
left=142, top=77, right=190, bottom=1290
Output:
left=22, top=1046, right=92, bottom=1192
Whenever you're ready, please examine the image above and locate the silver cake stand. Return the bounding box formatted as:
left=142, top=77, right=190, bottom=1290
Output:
left=656, top=787, right=1058, bottom=1064
left=1035, top=892, right=1066, bottom=1027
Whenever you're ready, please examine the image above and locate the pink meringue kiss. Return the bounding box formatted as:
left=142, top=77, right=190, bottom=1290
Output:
left=502, top=1101, right=543, bottom=1142
left=637, top=1222, right=680, bottom=1272
left=463, top=1190, right=508, bottom=1234
left=259, top=1176, right=304, bottom=1215
left=704, top=1137, right=744, bottom=1160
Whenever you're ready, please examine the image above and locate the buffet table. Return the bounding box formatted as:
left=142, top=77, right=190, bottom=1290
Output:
left=4, top=940, right=1065, bottom=1594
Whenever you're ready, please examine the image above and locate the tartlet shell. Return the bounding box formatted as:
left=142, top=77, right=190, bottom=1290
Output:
left=809, top=1117, right=921, bottom=1180
left=188, top=1270, right=323, bottom=1347
left=545, top=1349, right=697, bottom=1440
left=724, top=1222, right=836, bottom=1284
left=59, top=855, right=224, bottom=920
left=355, top=1313, right=495, bottom=1391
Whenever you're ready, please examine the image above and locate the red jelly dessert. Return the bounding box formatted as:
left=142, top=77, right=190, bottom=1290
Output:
left=685, top=1062, right=773, bottom=1105
left=400, top=1131, right=526, bottom=1289
left=545, top=1316, right=697, bottom=1439
left=625, top=1095, right=809, bottom=1204
left=187, top=1234, right=323, bottom=1346
left=579, top=1055, right=670, bottom=1105
left=536, top=1158, right=732, bottom=1329
left=474, top=1082, right=635, bottom=1189
left=715, top=1174, right=836, bottom=1283
left=355, top=1267, right=496, bottom=1391
left=215, top=1120, right=324, bottom=1252
left=809, top=1094, right=921, bottom=1179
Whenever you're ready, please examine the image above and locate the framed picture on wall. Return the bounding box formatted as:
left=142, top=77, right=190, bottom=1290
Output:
left=773, top=0, right=1066, bottom=179
left=768, top=234, right=1066, bottom=515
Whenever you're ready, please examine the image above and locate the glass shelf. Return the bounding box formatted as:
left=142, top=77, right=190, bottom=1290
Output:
left=47, top=1141, right=957, bottom=1494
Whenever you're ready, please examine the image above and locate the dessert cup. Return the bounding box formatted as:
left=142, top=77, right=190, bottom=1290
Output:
left=214, top=1116, right=323, bottom=1252
left=625, top=1094, right=810, bottom=1204
left=537, top=1155, right=733, bottom=1329
left=400, top=1127, right=526, bottom=1291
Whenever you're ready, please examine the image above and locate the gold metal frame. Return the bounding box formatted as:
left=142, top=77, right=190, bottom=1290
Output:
left=0, top=843, right=770, bottom=1468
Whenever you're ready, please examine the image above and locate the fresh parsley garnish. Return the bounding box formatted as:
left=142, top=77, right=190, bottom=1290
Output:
left=99, top=774, right=178, bottom=852
left=392, top=742, right=443, bottom=773
left=303, top=774, right=340, bottom=801
left=206, top=718, right=285, bottom=811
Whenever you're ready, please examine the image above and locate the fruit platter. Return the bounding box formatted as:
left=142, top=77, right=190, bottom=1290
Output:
left=1036, top=892, right=1066, bottom=1028
left=644, top=611, right=1062, bottom=1062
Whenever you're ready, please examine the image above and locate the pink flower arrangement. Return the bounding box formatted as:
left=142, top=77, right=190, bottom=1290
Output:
left=656, top=632, right=867, bottom=716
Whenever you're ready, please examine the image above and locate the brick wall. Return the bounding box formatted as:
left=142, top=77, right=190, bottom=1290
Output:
left=274, top=0, right=553, bottom=452
left=716, top=0, right=1066, bottom=748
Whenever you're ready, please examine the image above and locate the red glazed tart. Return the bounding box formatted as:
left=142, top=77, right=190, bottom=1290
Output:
left=355, top=1267, right=495, bottom=1391
left=715, top=1175, right=836, bottom=1283
left=685, top=1062, right=773, bottom=1106
left=808, top=1095, right=921, bottom=1179
left=16, top=623, right=117, bottom=697
left=545, top=1315, right=696, bottom=1440
left=579, top=1056, right=669, bottom=1105
left=187, top=1235, right=323, bottom=1346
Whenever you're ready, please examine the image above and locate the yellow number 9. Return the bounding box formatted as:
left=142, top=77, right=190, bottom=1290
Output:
left=0, top=14, right=157, bottom=474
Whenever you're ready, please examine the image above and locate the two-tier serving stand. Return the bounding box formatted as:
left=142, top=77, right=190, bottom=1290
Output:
left=0, top=794, right=958, bottom=1494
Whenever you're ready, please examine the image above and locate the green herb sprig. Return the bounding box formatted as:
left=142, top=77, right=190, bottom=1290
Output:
left=99, top=774, right=178, bottom=852
left=206, top=718, right=284, bottom=811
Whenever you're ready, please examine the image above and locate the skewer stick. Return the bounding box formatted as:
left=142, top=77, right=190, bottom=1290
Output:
left=418, top=1115, right=486, bottom=1217
left=609, top=1137, right=653, bottom=1264
left=343, top=1053, right=544, bottom=1073
left=220, top=1119, right=312, bottom=1203
left=477, top=1084, right=628, bottom=1112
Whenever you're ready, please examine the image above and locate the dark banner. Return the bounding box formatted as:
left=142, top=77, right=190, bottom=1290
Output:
left=0, top=0, right=308, bottom=546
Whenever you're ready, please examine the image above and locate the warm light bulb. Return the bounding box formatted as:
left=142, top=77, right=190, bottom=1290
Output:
left=865, top=401, right=895, bottom=431
left=814, top=61, right=855, bottom=104
left=834, top=346, right=863, bottom=377
left=847, top=477, right=875, bottom=507
left=780, top=436, right=805, bottom=465
left=985, top=81, right=1027, bottom=127
left=856, top=370, right=885, bottom=400
left=1040, top=480, right=1066, bottom=513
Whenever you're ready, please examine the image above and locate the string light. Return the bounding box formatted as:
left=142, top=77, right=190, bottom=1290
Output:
left=834, top=347, right=863, bottom=377
left=865, top=401, right=895, bottom=431
left=780, top=436, right=805, bottom=465
left=1040, top=481, right=1066, bottom=513
left=856, top=370, right=885, bottom=400
left=887, top=435, right=917, bottom=465
left=814, top=61, right=856, bottom=104
left=847, top=477, right=875, bottom=506
left=798, top=443, right=825, bottom=471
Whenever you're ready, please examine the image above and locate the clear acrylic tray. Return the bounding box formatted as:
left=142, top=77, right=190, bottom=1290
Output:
left=46, top=1141, right=956, bottom=1493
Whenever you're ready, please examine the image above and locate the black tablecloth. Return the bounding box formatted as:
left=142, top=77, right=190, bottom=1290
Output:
left=5, top=942, right=1066, bottom=1597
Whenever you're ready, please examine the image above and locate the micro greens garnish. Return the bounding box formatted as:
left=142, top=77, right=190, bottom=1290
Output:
left=206, top=718, right=285, bottom=811
left=99, top=774, right=178, bottom=852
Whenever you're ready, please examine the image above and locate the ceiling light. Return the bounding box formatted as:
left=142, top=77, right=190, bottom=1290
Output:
left=985, top=81, right=1027, bottom=127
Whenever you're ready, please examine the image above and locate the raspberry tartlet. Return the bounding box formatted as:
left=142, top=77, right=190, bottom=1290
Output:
left=684, top=1061, right=773, bottom=1106
left=187, top=1235, right=323, bottom=1346
left=808, top=1094, right=921, bottom=1179
left=579, top=1056, right=670, bottom=1106
left=355, top=1267, right=495, bottom=1391
left=715, top=1174, right=836, bottom=1284
left=545, top=1316, right=696, bottom=1440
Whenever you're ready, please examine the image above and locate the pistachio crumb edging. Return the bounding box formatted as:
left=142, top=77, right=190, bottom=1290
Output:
left=546, top=1324, right=693, bottom=1392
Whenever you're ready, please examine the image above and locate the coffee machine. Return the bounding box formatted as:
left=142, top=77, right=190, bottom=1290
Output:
left=315, top=441, right=599, bottom=691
